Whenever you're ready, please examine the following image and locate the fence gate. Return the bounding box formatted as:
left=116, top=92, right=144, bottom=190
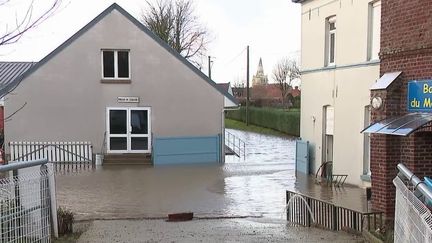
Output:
left=9, top=142, right=93, bottom=163
left=286, top=190, right=383, bottom=234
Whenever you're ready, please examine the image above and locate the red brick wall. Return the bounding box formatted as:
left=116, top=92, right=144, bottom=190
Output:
left=371, top=0, right=432, bottom=218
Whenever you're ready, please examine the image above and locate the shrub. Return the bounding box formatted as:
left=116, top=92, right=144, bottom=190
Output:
left=226, top=106, right=300, bottom=136
left=57, top=207, right=74, bottom=236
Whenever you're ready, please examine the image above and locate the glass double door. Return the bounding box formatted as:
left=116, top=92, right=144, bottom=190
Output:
left=107, top=107, right=151, bottom=153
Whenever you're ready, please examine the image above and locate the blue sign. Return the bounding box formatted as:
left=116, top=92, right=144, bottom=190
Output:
left=408, top=80, right=432, bottom=112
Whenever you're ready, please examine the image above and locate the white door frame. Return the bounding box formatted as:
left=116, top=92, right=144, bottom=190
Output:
left=106, top=107, right=151, bottom=153
left=129, top=107, right=151, bottom=153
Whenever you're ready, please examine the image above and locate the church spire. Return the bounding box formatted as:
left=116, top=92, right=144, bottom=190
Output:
left=252, top=57, right=268, bottom=86
left=257, top=58, right=264, bottom=74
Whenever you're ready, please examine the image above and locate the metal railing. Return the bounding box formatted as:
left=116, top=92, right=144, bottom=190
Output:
left=286, top=190, right=383, bottom=233
left=315, top=161, right=348, bottom=187
left=0, top=159, right=58, bottom=242
left=225, top=131, right=246, bottom=158
left=394, top=163, right=432, bottom=243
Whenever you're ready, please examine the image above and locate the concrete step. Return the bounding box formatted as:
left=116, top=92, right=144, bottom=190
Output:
left=103, top=153, right=152, bottom=165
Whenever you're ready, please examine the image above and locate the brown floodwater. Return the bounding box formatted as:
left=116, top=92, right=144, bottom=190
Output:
left=56, top=129, right=367, bottom=221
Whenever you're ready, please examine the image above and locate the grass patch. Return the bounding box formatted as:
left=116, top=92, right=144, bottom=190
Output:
left=225, top=119, right=290, bottom=137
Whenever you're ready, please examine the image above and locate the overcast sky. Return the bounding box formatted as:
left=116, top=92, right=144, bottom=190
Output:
left=0, top=0, right=301, bottom=85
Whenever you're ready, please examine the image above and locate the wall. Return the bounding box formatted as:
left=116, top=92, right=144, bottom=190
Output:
left=153, top=135, right=221, bottom=165
left=301, top=65, right=379, bottom=185
left=301, top=0, right=372, bottom=71
left=4, top=8, right=225, bottom=157
left=299, top=0, right=380, bottom=186
left=370, top=0, right=432, bottom=217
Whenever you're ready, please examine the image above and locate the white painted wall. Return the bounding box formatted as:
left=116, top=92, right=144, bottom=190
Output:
left=299, top=0, right=380, bottom=186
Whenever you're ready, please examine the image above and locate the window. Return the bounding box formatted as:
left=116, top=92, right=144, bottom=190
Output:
left=368, top=1, right=381, bottom=60
left=326, top=16, right=336, bottom=66
left=102, top=50, right=130, bottom=79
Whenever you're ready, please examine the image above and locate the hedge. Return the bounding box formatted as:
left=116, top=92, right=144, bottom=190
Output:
left=226, top=106, right=300, bottom=136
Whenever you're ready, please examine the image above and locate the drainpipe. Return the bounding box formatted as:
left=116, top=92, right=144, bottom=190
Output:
left=221, top=105, right=241, bottom=164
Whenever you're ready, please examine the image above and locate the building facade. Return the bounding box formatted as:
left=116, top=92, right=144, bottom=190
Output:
left=3, top=4, right=237, bottom=165
left=366, top=0, right=432, bottom=218
left=294, top=0, right=381, bottom=186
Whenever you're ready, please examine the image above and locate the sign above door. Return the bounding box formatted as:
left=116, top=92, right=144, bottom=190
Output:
left=117, top=96, right=139, bottom=103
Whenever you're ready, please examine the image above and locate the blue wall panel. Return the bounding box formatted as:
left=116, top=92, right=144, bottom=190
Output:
left=153, top=135, right=221, bottom=165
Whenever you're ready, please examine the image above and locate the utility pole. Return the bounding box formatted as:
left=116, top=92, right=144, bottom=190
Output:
left=246, top=46, right=250, bottom=126
left=208, top=56, right=212, bottom=80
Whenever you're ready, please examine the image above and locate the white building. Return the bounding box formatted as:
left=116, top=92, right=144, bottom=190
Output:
left=293, top=0, right=381, bottom=186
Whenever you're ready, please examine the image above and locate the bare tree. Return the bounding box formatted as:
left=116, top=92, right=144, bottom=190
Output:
left=0, top=0, right=62, bottom=46
left=272, top=58, right=300, bottom=107
left=141, top=0, right=208, bottom=67
left=0, top=0, right=62, bottom=124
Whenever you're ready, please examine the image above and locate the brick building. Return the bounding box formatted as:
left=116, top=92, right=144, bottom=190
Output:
left=365, top=0, right=432, bottom=218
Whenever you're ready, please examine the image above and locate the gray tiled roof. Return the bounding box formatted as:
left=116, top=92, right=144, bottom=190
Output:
left=0, top=62, right=35, bottom=95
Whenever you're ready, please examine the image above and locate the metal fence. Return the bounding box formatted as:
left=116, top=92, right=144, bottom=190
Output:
left=286, top=190, right=383, bottom=233
left=0, top=159, right=57, bottom=242
left=394, top=163, right=432, bottom=243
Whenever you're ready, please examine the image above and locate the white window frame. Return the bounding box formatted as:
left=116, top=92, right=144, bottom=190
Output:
left=367, top=1, right=381, bottom=61
left=326, top=16, right=337, bottom=66
left=101, top=50, right=131, bottom=79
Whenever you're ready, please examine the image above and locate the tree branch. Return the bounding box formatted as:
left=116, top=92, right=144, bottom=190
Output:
left=141, top=0, right=208, bottom=68
left=272, top=58, right=301, bottom=107
left=0, top=0, right=62, bottom=46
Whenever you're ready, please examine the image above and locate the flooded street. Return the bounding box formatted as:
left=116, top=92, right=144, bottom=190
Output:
left=56, top=129, right=298, bottom=220
left=56, top=129, right=366, bottom=242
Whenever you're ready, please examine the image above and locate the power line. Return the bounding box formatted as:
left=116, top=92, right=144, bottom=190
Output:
left=219, top=47, right=247, bottom=67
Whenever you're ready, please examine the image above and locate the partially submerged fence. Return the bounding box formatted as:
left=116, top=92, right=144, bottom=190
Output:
left=9, top=141, right=93, bottom=163
left=9, top=142, right=94, bottom=173
left=286, top=190, right=383, bottom=234
left=393, top=163, right=432, bottom=243
left=0, top=159, right=58, bottom=242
